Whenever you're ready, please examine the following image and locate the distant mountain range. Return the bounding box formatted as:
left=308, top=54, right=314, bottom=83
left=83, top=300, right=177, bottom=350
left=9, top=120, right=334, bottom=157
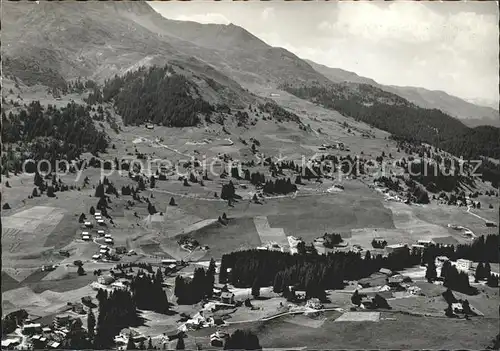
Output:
left=305, top=60, right=499, bottom=128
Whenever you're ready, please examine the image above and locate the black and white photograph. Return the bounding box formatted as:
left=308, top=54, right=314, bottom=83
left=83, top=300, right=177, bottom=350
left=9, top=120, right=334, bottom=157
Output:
left=1, top=0, right=499, bottom=349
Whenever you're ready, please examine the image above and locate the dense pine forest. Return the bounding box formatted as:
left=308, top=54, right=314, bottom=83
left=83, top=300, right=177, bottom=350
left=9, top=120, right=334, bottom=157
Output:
left=219, top=248, right=423, bottom=298
left=1, top=101, right=109, bottom=173
left=218, top=234, right=498, bottom=300
left=102, top=65, right=214, bottom=127
left=281, top=83, right=500, bottom=160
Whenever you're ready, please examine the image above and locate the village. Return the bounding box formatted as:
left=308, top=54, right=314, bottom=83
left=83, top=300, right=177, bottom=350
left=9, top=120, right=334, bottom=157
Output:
left=2, top=193, right=498, bottom=350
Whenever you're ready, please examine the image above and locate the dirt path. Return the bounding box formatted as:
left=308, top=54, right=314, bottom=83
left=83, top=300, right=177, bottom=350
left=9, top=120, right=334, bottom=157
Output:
left=466, top=204, right=495, bottom=224
left=133, top=134, right=192, bottom=158
left=224, top=307, right=344, bottom=325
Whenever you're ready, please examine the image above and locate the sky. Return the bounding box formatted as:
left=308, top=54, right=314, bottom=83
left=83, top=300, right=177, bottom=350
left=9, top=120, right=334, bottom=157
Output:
left=149, top=1, right=499, bottom=106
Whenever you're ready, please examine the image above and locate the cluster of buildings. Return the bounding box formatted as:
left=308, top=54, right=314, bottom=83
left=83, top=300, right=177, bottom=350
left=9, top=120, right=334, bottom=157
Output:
left=317, top=142, right=348, bottom=151
left=6, top=313, right=88, bottom=350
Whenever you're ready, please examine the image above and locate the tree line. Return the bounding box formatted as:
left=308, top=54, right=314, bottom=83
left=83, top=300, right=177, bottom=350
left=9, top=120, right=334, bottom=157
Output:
left=174, top=259, right=216, bottom=305
left=281, top=83, right=500, bottom=160
left=219, top=248, right=422, bottom=300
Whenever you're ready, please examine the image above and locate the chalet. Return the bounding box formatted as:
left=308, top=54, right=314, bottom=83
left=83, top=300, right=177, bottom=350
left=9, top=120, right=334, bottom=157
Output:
left=305, top=298, right=323, bottom=310
left=42, top=265, right=55, bottom=272
left=210, top=331, right=227, bottom=347
left=294, top=290, right=307, bottom=300
left=98, top=275, right=115, bottom=285
left=22, top=323, right=42, bottom=335
left=379, top=268, right=393, bottom=276
left=455, top=259, right=472, bottom=272
left=72, top=303, right=85, bottom=314
left=47, top=341, right=61, bottom=349
left=53, top=315, right=73, bottom=329
left=161, top=259, right=177, bottom=265
left=435, top=256, right=449, bottom=265
left=220, top=292, right=235, bottom=304
left=431, top=236, right=458, bottom=247
left=111, top=281, right=128, bottom=290
left=385, top=243, right=408, bottom=254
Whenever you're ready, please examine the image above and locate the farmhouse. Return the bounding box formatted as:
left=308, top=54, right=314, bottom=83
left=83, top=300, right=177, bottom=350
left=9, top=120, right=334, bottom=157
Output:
left=220, top=292, right=235, bottom=304
left=47, top=341, right=61, bottom=349
left=379, top=268, right=393, bottom=276
left=42, top=265, right=55, bottom=271
left=161, top=259, right=177, bottom=265
left=385, top=243, right=408, bottom=254
left=1, top=338, right=21, bottom=349
left=98, top=275, right=115, bottom=285
left=22, top=323, right=42, bottom=335
left=72, top=303, right=85, bottom=314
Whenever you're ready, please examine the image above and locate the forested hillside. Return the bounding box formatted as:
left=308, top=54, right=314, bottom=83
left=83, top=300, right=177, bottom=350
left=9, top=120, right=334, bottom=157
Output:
left=281, top=83, right=500, bottom=160
left=102, top=65, right=214, bottom=127
left=1, top=101, right=108, bottom=171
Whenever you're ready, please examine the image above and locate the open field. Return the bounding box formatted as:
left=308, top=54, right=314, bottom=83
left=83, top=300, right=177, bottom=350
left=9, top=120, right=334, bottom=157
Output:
left=335, top=311, right=380, bottom=322
left=189, top=311, right=498, bottom=349
left=2, top=284, right=95, bottom=317
left=2, top=84, right=499, bottom=350
left=254, top=216, right=288, bottom=247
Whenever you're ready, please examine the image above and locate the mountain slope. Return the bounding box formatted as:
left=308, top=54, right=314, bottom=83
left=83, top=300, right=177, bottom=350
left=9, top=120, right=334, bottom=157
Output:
left=3, top=1, right=498, bottom=162
left=306, top=59, right=499, bottom=128
left=2, top=1, right=330, bottom=90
